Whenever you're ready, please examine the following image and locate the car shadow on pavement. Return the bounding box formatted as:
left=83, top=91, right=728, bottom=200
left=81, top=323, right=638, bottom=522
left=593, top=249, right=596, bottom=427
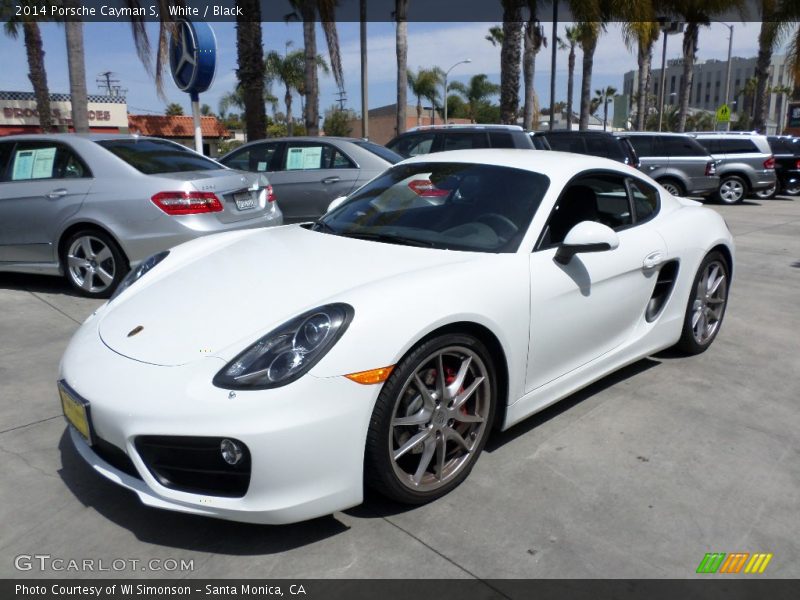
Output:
left=0, top=273, right=79, bottom=297
left=345, top=357, right=662, bottom=521
left=56, top=431, right=349, bottom=554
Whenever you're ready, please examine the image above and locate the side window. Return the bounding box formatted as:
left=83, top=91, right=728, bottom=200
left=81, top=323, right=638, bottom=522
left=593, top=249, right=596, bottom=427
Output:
left=696, top=138, right=717, bottom=154
left=8, top=142, right=89, bottom=181
left=542, top=173, right=632, bottom=247
left=547, top=135, right=585, bottom=154
left=0, top=143, right=12, bottom=181
left=387, top=133, right=435, bottom=157
left=442, top=132, right=489, bottom=151
left=627, top=178, right=660, bottom=224
left=627, top=136, right=654, bottom=156
left=661, top=136, right=709, bottom=157
left=488, top=132, right=515, bottom=149
left=718, top=139, right=758, bottom=154
left=586, top=137, right=623, bottom=161
left=328, top=147, right=356, bottom=169
left=222, top=143, right=279, bottom=172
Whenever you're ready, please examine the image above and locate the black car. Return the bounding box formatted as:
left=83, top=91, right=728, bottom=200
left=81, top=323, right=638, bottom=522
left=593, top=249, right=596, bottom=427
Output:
left=755, top=136, right=800, bottom=198
left=386, top=125, right=535, bottom=158
left=532, top=130, right=640, bottom=168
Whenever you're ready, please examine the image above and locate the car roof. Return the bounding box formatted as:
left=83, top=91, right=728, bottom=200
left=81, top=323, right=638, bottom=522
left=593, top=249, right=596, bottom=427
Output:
left=0, top=133, right=168, bottom=143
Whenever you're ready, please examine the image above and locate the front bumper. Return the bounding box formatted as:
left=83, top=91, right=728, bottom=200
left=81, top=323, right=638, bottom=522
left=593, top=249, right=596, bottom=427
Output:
left=60, top=319, right=378, bottom=524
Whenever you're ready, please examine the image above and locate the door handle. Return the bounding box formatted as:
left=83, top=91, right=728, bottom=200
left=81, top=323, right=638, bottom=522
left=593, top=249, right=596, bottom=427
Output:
left=648, top=165, right=661, bottom=170
left=642, top=251, right=664, bottom=270
left=46, top=188, right=68, bottom=199
left=321, top=176, right=341, bottom=184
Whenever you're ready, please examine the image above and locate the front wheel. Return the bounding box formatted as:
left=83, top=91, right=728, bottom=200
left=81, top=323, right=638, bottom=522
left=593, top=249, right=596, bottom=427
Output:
left=674, top=251, right=730, bottom=355
left=365, top=334, right=497, bottom=504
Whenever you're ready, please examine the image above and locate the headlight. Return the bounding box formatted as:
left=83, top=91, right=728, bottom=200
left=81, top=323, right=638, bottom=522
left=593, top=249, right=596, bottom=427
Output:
left=213, top=303, right=354, bottom=390
left=110, top=250, right=169, bottom=301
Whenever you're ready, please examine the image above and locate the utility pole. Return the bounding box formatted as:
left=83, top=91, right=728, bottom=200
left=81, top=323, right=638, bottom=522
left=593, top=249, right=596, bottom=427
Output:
left=548, top=1, right=557, bottom=131
left=360, top=0, right=368, bottom=139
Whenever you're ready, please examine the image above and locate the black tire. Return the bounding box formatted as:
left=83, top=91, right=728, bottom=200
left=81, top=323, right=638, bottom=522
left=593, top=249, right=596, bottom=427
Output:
left=674, top=251, right=730, bottom=355
left=783, top=182, right=800, bottom=196
left=657, top=178, right=685, bottom=197
left=365, top=333, right=497, bottom=504
left=753, top=184, right=777, bottom=200
left=61, top=229, right=128, bottom=298
left=715, top=175, right=747, bottom=204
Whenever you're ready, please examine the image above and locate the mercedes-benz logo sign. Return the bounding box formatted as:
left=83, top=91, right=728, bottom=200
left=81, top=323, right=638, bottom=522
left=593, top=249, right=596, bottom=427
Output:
left=169, top=20, right=217, bottom=96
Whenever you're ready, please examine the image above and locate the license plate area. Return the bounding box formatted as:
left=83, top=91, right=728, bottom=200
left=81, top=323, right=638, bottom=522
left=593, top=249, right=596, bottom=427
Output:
left=58, top=381, right=94, bottom=445
left=233, top=190, right=257, bottom=210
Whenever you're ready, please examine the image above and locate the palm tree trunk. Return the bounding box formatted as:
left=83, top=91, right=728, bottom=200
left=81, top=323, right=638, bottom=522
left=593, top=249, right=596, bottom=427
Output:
left=566, top=46, right=575, bottom=129
left=285, top=87, right=293, bottom=136
left=22, top=21, right=53, bottom=132
left=235, top=3, right=267, bottom=141
left=500, top=1, right=522, bottom=125
left=65, top=16, right=89, bottom=133
left=752, top=21, right=776, bottom=134
left=677, top=23, right=699, bottom=133
left=301, top=6, right=320, bottom=136
left=579, top=35, right=597, bottom=130
left=417, top=97, right=422, bottom=127
left=635, top=41, right=651, bottom=131
left=522, top=22, right=535, bottom=130
left=603, top=98, right=609, bottom=131
left=395, top=0, right=408, bottom=135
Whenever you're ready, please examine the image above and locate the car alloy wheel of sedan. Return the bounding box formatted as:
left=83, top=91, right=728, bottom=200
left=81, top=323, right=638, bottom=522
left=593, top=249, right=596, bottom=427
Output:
left=366, top=334, right=496, bottom=504
left=718, top=177, right=746, bottom=204
left=691, top=259, right=728, bottom=346
left=64, top=232, right=124, bottom=297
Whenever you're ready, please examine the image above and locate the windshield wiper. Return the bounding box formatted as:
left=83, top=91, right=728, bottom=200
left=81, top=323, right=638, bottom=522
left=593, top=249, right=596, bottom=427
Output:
left=337, top=231, right=435, bottom=248
left=310, top=220, right=339, bottom=234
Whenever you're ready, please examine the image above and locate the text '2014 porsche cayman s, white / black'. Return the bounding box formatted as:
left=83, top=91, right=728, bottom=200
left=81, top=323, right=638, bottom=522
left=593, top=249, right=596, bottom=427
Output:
left=59, top=150, right=733, bottom=524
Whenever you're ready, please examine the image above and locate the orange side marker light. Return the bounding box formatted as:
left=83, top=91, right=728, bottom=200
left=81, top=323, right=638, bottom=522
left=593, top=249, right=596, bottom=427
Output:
left=345, top=366, right=395, bottom=385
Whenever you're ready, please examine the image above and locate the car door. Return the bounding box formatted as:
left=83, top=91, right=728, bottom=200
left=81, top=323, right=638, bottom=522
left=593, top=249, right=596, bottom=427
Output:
left=274, top=141, right=361, bottom=221
left=627, top=135, right=667, bottom=177
left=0, top=140, right=93, bottom=264
left=525, top=171, right=667, bottom=392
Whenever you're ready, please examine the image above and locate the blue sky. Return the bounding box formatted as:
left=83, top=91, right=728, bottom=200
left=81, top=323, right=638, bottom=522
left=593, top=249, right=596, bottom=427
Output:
left=0, top=20, right=772, bottom=119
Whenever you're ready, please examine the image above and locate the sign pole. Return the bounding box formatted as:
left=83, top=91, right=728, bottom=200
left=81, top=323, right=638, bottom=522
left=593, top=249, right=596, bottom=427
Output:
left=191, top=91, right=203, bottom=154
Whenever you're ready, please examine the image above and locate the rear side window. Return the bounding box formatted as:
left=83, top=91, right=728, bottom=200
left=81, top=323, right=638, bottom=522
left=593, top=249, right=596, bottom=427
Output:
left=353, top=140, right=402, bottom=164
left=660, top=136, right=709, bottom=157
left=628, top=179, right=659, bottom=223
left=586, top=136, right=624, bottom=161
left=386, top=133, right=435, bottom=158
left=546, top=134, right=585, bottom=154
left=768, top=137, right=797, bottom=154
left=442, top=132, right=489, bottom=152
left=221, top=142, right=280, bottom=172
left=626, top=136, right=655, bottom=156
left=489, top=132, right=516, bottom=149
left=695, top=138, right=718, bottom=154
left=717, top=138, right=759, bottom=154
left=98, top=139, right=221, bottom=174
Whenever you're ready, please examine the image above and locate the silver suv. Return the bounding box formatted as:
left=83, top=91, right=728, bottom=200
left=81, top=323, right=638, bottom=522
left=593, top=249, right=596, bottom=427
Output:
left=617, top=132, right=719, bottom=198
left=690, top=132, right=777, bottom=204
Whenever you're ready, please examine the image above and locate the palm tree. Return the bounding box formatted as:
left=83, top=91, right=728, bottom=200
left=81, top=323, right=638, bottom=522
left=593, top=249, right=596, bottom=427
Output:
left=665, top=0, right=745, bottom=132
left=408, top=68, right=443, bottom=126
left=165, top=103, right=184, bottom=116
left=623, top=21, right=660, bottom=131
left=450, top=74, right=501, bottom=123
left=236, top=0, right=267, bottom=141
left=266, top=49, right=328, bottom=136
left=62, top=0, right=89, bottom=133
left=3, top=8, right=53, bottom=132
left=289, top=0, right=345, bottom=136
left=522, top=12, right=545, bottom=130
left=395, top=0, right=409, bottom=135
left=594, top=85, right=617, bottom=131
left=485, top=25, right=504, bottom=47
left=558, top=26, right=580, bottom=130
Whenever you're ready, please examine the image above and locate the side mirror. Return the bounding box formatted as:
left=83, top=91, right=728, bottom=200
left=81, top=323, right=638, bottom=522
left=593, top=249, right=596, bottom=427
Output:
left=327, top=196, right=348, bottom=213
left=554, top=221, right=620, bottom=265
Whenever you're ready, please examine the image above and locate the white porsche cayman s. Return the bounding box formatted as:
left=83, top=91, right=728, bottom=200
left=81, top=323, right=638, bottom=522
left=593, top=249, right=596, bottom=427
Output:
left=59, top=150, right=733, bottom=524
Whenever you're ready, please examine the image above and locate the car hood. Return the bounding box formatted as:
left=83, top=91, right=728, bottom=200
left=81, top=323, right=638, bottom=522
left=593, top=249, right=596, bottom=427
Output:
left=98, top=226, right=471, bottom=366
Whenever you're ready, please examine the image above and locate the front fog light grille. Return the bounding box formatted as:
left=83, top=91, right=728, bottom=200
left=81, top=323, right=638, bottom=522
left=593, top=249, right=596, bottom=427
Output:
left=93, top=437, right=141, bottom=480
left=134, top=436, right=251, bottom=498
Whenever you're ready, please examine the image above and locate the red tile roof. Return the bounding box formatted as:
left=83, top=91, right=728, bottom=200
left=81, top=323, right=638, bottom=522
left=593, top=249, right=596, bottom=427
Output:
left=127, top=115, right=230, bottom=139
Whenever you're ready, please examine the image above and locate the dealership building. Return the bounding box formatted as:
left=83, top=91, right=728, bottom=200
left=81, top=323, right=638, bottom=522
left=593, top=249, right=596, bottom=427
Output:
left=0, top=91, right=231, bottom=156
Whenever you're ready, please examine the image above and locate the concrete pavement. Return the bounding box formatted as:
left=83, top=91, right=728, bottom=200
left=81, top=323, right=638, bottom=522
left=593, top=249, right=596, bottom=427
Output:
left=1, top=196, right=798, bottom=579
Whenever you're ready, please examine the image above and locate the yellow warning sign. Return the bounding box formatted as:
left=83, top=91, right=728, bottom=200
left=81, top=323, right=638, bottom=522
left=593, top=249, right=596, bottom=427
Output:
left=716, top=104, right=731, bottom=123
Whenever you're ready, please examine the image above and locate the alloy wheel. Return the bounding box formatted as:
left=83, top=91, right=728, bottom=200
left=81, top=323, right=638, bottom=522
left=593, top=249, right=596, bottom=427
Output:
left=66, top=235, right=117, bottom=294
left=661, top=182, right=681, bottom=196
left=755, top=184, right=777, bottom=199
left=389, top=346, right=491, bottom=492
left=691, top=260, right=728, bottom=345
left=719, top=178, right=745, bottom=203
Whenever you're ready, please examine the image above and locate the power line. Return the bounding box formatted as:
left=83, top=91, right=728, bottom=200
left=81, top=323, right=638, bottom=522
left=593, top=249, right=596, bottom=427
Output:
left=96, top=71, right=127, bottom=98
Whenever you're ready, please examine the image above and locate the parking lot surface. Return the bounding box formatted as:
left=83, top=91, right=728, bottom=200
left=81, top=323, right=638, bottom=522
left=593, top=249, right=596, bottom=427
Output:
left=1, top=197, right=798, bottom=579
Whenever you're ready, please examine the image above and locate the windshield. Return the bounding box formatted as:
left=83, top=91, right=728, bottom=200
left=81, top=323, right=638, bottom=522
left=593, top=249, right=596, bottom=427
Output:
left=97, top=138, right=224, bottom=174
left=354, top=140, right=403, bottom=164
left=316, top=162, right=549, bottom=253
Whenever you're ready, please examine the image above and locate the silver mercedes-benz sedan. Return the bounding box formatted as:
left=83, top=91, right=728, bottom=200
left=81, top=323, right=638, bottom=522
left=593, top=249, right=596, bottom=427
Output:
left=218, top=136, right=401, bottom=222
left=0, top=134, right=283, bottom=297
